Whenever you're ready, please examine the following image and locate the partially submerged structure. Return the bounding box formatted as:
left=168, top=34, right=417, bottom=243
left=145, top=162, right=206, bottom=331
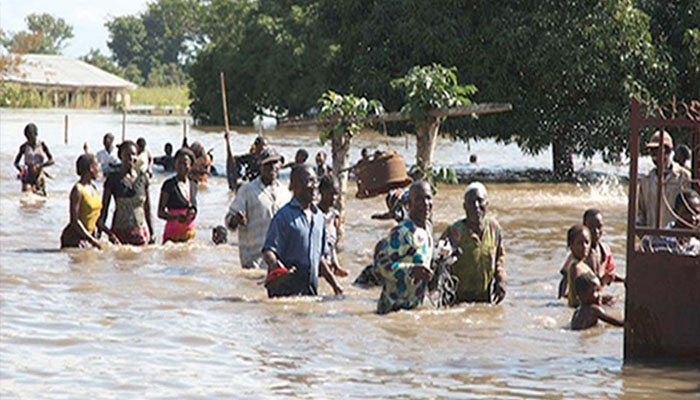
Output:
left=625, top=98, right=700, bottom=362
left=1, top=54, right=137, bottom=108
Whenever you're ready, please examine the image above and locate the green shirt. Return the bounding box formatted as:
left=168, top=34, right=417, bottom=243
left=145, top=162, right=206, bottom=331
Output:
left=442, top=217, right=505, bottom=303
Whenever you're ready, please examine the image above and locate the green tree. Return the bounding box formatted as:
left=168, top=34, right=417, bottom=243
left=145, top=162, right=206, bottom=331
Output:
left=189, top=0, right=333, bottom=125
left=318, top=90, right=383, bottom=241
left=1, top=13, right=73, bottom=54
left=191, top=0, right=670, bottom=178
left=106, top=0, right=202, bottom=84
left=636, top=0, right=699, bottom=104
left=391, top=64, right=477, bottom=179
left=80, top=48, right=123, bottom=76
left=146, top=62, right=187, bottom=87
left=105, top=16, right=148, bottom=73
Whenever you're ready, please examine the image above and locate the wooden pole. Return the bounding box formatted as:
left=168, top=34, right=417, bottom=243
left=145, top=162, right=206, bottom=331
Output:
left=121, top=109, right=127, bottom=141
left=64, top=115, right=68, bottom=144
left=220, top=72, right=230, bottom=134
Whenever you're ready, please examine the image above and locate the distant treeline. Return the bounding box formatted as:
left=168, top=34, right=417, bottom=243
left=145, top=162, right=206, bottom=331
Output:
left=184, top=0, right=697, bottom=175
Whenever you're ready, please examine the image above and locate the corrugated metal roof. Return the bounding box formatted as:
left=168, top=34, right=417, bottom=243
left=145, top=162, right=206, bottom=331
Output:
left=1, top=54, right=137, bottom=90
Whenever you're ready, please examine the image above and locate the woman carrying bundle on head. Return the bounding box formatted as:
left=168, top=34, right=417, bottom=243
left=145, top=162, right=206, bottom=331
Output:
left=158, top=148, right=198, bottom=243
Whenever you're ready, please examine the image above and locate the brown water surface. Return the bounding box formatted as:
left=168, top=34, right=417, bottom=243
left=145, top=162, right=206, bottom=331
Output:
left=1, top=109, right=697, bottom=399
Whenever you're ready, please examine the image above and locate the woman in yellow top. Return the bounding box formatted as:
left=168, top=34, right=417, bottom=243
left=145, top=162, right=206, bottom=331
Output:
left=60, top=154, right=110, bottom=249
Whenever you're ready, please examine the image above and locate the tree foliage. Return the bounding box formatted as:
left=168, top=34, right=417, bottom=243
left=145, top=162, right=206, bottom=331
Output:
left=106, top=0, right=200, bottom=85
left=189, top=0, right=675, bottom=175
left=1, top=13, right=73, bottom=54
left=190, top=0, right=333, bottom=124
left=317, top=90, right=384, bottom=143
left=636, top=0, right=700, bottom=104
left=80, top=48, right=123, bottom=76
left=391, top=64, right=477, bottom=122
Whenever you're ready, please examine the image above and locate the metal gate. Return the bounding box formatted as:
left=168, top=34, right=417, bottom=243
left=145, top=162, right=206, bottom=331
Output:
left=625, top=98, right=700, bottom=362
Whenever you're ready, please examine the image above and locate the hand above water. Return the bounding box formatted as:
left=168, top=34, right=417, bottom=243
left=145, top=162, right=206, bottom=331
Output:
left=411, top=264, right=433, bottom=282
left=493, top=280, right=506, bottom=304
left=602, top=294, right=615, bottom=305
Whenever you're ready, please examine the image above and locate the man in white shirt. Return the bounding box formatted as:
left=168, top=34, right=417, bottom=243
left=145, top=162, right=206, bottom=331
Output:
left=95, top=133, right=118, bottom=174
left=637, top=130, right=691, bottom=228
left=226, top=149, right=291, bottom=269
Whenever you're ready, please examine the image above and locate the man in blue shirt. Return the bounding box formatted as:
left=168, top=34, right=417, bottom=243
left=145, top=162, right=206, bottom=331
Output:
left=262, top=164, right=344, bottom=297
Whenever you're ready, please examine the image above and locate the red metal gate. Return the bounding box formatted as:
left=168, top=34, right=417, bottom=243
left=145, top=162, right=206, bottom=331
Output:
left=625, top=98, right=700, bottom=362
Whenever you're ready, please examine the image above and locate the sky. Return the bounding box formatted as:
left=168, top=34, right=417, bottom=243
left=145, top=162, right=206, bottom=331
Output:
left=1, top=0, right=149, bottom=57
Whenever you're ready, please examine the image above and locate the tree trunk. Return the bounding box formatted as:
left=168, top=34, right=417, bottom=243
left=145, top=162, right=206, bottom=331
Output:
left=552, top=136, right=574, bottom=181
left=414, top=116, right=441, bottom=181
left=331, top=133, right=351, bottom=245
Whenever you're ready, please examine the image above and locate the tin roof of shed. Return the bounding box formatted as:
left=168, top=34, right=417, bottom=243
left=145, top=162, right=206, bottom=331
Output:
left=1, top=54, right=137, bottom=90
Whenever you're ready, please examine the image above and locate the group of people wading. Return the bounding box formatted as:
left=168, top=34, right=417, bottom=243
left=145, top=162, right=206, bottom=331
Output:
left=14, top=123, right=698, bottom=325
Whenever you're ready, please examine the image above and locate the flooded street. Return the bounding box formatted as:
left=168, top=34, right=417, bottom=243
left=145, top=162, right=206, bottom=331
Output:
left=1, top=109, right=697, bottom=399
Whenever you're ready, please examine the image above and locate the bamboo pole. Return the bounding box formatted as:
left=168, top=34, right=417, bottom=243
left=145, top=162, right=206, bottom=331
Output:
left=64, top=115, right=68, bottom=144
left=277, top=103, right=513, bottom=129
left=220, top=72, right=230, bottom=134
left=121, top=109, right=127, bottom=141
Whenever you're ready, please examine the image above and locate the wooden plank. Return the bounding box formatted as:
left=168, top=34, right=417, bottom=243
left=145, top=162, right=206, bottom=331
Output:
left=277, top=103, right=513, bottom=128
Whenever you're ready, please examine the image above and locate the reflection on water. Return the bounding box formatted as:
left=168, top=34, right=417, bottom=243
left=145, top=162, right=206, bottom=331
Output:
left=1, top=109, right=697, bottom=398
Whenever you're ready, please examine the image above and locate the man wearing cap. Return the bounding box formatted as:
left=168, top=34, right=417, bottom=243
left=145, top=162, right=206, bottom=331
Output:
left=637, top=130, right=691, bottom=228
left=225, top=148, right=290, bottom=269
left=440, top=182, right=506, bottom=304
left=262, top=165, right=343, bottom=297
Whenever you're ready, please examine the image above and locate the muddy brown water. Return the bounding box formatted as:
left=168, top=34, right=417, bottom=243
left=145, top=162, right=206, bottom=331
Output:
left=1, top=109, right=697, bottom=398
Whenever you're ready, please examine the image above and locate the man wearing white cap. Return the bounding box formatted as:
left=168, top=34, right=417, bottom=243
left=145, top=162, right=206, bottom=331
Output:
left=637, top=130, right=691, bottom=228
left=440, top=182, right=506, bottom=304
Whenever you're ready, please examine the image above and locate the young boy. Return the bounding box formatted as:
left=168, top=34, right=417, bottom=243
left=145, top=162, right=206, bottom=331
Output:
left=315, top=150, right=331, bottom=176
left=154, top=142, right=175, bottom=172
left=282, top=149, right=309, bottom=169
left=318, top=174, right=349, bottom=277
left=571, top=273, right=624, bottom=330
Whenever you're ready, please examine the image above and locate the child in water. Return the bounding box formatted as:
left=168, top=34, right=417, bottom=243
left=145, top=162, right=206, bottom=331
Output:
left=564, top=225, right=595, bottom=308
left=558, top=209, right=623, bottom=299
left=571, top=273, right=624, bottom=330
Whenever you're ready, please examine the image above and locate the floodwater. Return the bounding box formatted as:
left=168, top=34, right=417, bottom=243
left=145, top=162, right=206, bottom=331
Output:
left=1, top=109, right=697, bottom=399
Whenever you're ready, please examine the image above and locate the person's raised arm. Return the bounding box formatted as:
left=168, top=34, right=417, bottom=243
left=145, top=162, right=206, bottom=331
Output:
left=594, top=305, right=624, bottom=327
left=69, top=185, right=101, bottom=249
left=42, top=142, right=54, bottom=167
